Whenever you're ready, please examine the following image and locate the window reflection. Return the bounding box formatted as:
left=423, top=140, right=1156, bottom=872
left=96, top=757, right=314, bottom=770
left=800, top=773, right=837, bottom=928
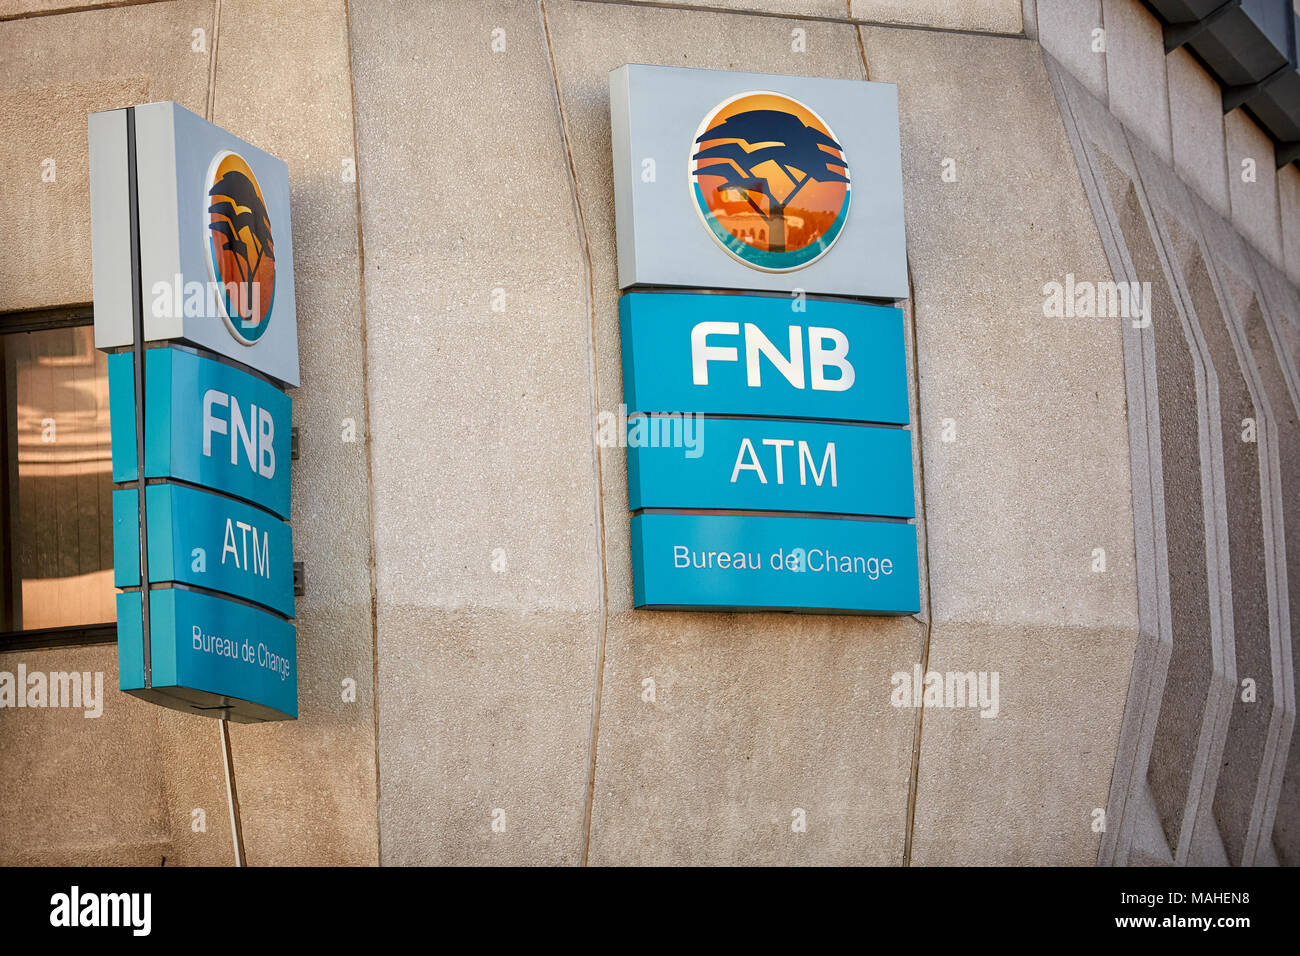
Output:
left=3, top=326, right=115, bottom=631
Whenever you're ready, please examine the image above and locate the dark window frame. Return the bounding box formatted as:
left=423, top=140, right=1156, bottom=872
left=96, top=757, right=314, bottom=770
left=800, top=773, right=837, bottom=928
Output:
left=0, top=304, right=117, bottom=650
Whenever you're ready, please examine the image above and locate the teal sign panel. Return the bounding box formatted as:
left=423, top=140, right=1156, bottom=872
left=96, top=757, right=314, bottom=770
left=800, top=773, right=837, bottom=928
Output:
left=631, top=512, right=919, bottom=614
left=117, top=588, right=297, bottom=721
left=619, top=292, right=908, bottom=424
left=113, top=483, right=294, bottom=617
left=627, top=417, right=914, bottom=517
left=112, top=489, right=142, bottom=588
left=108, top=347, right=292, bottom=518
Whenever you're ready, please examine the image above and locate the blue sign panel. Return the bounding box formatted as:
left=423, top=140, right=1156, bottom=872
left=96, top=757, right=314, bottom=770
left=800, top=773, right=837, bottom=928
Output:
left=112, top=489, right=142, bottom=588
left=113, top=484, right=294, bottom=618
left=631, top=512, right=919, bottom=614
left=620, top=292, right=908, bottom=424
left=628, top=417, right=914, bottom=517
left=108, top=347, right=292, bottom=518
left=117, top=588, right=297, bottom=721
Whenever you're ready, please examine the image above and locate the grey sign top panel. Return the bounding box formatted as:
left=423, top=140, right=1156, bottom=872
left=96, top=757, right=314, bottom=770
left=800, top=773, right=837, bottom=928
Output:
left=90, top=101, right=299, bottom=387
left=610, top=64, right=908, bottom=299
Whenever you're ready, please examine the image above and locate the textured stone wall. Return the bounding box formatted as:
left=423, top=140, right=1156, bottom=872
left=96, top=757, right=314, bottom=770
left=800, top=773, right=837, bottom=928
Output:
left=0, top=0, right=379, bottom=866
left=1042, top=28, right=1299, bottom=864
left=0, top=0, right=1293, bottom=866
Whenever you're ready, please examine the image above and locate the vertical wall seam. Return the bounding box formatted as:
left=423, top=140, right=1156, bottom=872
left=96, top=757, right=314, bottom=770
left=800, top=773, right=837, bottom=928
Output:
left=1222, top=112, right=1234, bottom=225
left=900, top=257, right=933, bottom=868
left=205, top=0, right=221, bottom=124
left=1098, top=0, right=1109, bottom=104
left=1162, top=44, right=1176, bottom=175
left=1270, top=164, right=1285, bottom=275
left=341, top=0, right=385, bottom=868
left=536, top=0, right=612, bottom=868
left=852, top=21, right=924, bottom=865
left=851, top=6, right=871, bottom=81
left=903, top=621, right=932, bottom=867
left=203, top=0, right=247, bottom=868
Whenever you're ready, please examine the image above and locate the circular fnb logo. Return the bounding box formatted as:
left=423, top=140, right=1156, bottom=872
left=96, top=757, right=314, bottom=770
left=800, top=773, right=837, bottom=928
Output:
left=205, top=150, right=276, bottom=345
left=690, top=91, right=850, bottom=272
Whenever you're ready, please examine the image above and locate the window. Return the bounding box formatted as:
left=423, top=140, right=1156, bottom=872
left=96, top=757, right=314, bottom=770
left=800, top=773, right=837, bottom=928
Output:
left=1, top=307, right=117, bottom=648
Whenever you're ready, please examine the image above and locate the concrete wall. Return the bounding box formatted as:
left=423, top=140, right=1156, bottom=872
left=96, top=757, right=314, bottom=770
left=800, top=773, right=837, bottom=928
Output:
left=0, top=0, right=1294, bottom=866
left=0, top=0, right=379, bottom=866
left=1033, top=1, right=1300, bottom=865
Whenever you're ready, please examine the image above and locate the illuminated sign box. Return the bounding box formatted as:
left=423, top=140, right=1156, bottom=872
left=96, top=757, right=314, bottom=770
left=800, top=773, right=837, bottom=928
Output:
left=610, top=66, right=919, bottom=616
left=91, top=102, right=299, bottom=722
left=90, top=101, right=299, bottom=387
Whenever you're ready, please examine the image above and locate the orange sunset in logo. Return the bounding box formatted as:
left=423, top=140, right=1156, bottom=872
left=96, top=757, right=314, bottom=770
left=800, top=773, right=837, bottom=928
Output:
left=206, top=151, right=276, bottom=343
left=691, top=91, right=851, bottom=272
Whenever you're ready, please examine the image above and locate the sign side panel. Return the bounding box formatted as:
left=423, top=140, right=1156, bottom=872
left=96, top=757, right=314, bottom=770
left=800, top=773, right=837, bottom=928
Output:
left=115, top=592, right=145, bottom=690
left=134, top=101, right=184, bottom=343
left=107, top=352, right=138, bottom=481
left=610, top=66, right=637, bottom=290
left=89, top=109, right=133, bottom=350
left=112, top=488, right=141, bottom=588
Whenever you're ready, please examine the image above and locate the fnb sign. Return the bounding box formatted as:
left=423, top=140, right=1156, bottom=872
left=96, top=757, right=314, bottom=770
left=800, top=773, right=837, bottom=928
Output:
left=610, top=65, right=917, bottom=615
left=690, top=321, right=854, bottom=392
left=93, top=102, right=299, bottom=723
left=202, top=388, right=278, bottom=480
left=620, top=292, right=907, bottom=424
left=108, top=348, right=291, bottom=518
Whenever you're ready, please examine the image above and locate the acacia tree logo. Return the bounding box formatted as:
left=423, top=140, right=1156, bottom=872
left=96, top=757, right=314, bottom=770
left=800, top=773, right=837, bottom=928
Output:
left=205, top=151, right=276, bottom=344
left=690, top=92, right=850, bottom=272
